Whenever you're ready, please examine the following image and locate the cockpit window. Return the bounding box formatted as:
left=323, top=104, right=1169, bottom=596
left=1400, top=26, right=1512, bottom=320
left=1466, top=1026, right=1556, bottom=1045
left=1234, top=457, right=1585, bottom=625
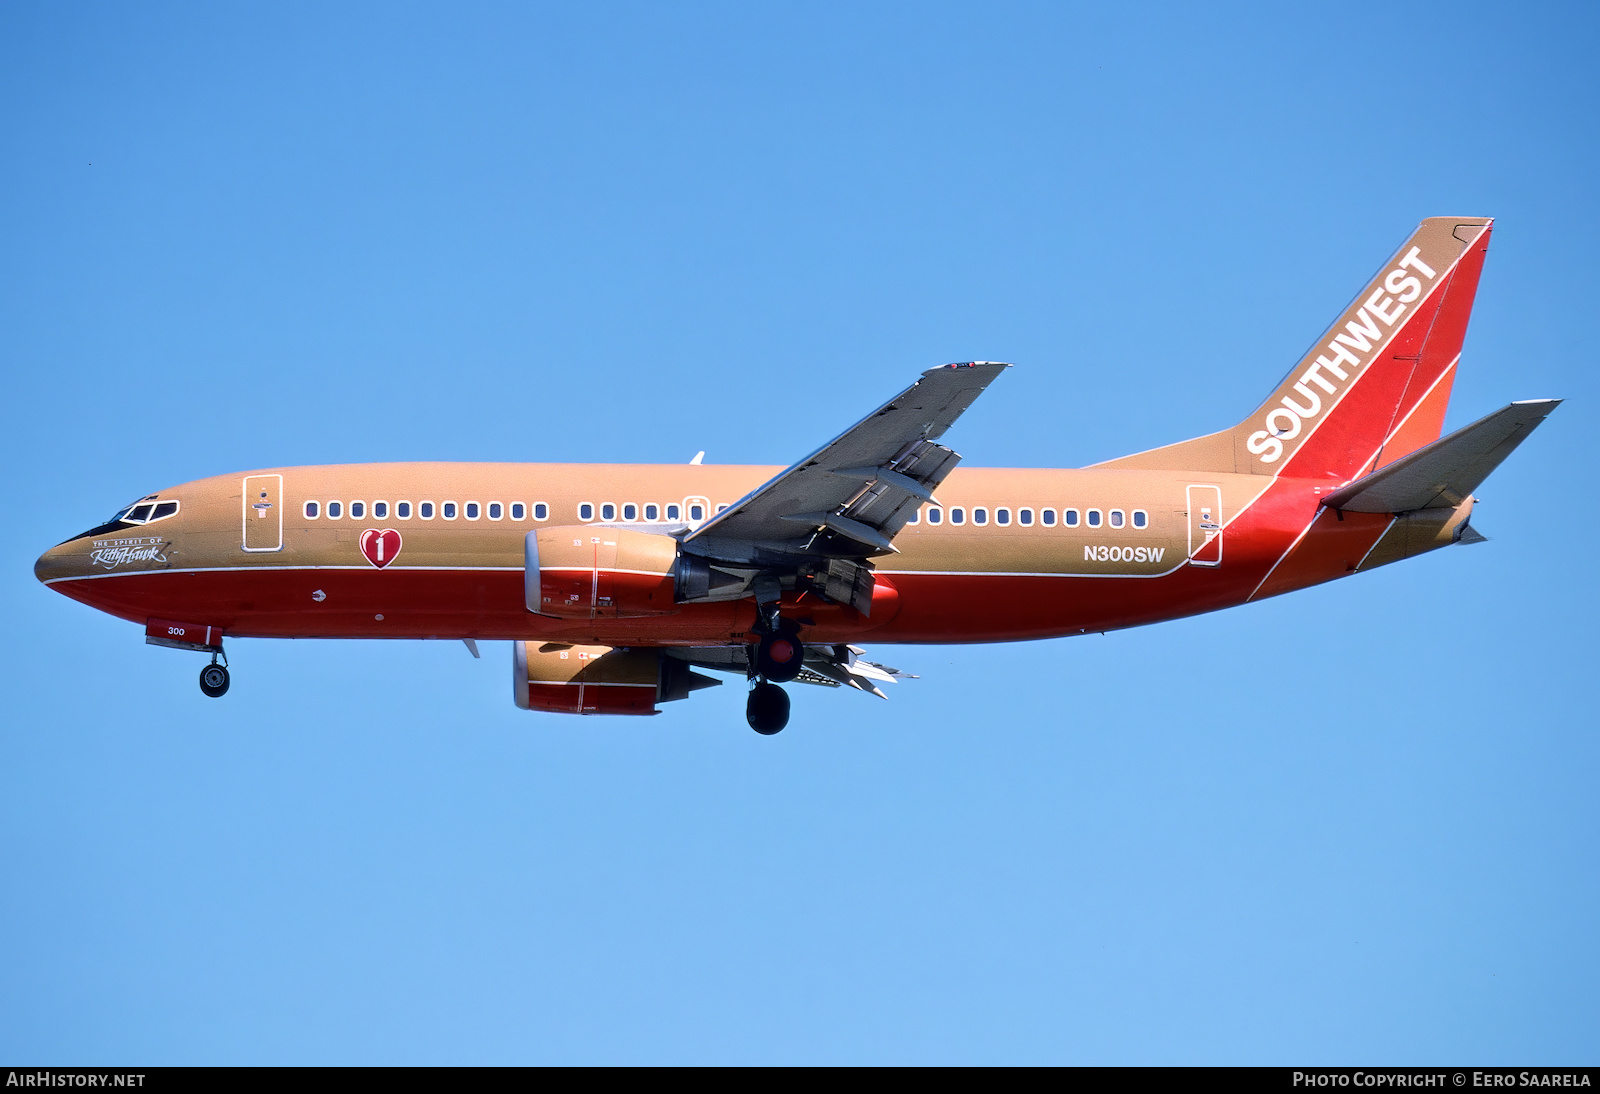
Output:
left=118, top=498, right=180, bottom=526
left=67, top=496, right=180, bottom=542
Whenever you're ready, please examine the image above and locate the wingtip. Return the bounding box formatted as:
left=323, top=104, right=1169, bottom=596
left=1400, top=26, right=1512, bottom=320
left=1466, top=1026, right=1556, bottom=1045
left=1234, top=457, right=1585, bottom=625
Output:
left=921, top=360, right=1012, bottom=381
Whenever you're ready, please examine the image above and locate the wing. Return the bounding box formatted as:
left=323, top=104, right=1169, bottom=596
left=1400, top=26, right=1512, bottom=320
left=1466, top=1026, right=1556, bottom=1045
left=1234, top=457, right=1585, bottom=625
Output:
left=683, top=362, right=1008, bottom=575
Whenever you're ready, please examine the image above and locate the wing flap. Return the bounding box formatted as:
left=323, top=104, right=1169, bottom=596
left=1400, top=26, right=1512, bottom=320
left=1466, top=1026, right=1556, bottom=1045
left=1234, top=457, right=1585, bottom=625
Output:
left=664, top=644, right=917, bottom=700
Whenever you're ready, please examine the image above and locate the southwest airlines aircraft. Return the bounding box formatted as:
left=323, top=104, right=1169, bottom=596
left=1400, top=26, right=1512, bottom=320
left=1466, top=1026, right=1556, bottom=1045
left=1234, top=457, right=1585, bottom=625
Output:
left=35, top=217, right=1558, bottom=733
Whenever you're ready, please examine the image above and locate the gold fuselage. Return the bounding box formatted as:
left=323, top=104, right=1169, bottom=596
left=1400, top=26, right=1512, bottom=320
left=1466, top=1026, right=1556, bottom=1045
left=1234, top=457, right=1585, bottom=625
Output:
left=37, top=459, right=1401, bottom=649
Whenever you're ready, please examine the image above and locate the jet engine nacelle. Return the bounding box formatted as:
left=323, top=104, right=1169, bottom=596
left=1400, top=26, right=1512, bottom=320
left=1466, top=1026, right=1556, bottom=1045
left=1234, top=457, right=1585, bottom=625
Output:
left=526, top=526, right=679, bottom=619
left=512, top=642, right=719, bottom=715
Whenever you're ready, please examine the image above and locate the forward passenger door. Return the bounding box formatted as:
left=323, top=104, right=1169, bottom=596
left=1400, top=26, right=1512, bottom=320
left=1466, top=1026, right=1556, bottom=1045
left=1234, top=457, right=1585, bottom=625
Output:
left=242, top=474, right=283, bottom=552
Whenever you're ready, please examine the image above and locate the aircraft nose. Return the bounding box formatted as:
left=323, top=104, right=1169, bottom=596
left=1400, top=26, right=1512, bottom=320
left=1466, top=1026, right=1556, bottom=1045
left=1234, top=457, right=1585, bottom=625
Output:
left=35, top=540, right=75, bottom=586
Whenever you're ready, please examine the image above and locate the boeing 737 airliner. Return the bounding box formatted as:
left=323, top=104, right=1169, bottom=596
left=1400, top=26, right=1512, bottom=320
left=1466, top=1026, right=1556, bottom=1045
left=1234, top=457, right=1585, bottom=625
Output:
left=35, top=216, right=1558, bottom=733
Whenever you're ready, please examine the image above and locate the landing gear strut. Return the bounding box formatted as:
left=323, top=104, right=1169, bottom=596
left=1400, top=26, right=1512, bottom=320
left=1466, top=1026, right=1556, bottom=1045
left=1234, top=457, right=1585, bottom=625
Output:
left=746, top=680, right=790, bottom=735
left=199, top=650, right=230, bottom=698
left=746, top=594, right=800, bottom=733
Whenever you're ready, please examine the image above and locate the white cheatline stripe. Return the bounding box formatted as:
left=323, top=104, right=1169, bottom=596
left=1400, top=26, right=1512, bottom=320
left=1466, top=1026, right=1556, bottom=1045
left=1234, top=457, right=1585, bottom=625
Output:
left=1244, top=506, right=1327, bottom=603
left=1354, top=518, right=1398, bottom=571
left=539, top=567, right=672, bottom=578
left=45, top=564, right=526, bottom=585
left=1274, top=239, right=1475, bottom=481
left=1246, top=351, right=1463, bottom=600
left=1351, top=355, right=1459, bottom=480
left=873, top=564, right=1187, bottom=581
left=534, top=680, right=654, bottom=688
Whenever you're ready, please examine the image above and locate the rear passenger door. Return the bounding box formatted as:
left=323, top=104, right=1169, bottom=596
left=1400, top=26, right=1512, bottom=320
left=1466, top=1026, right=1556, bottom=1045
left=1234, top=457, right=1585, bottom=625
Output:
left=1186, top=484, right=1222, bottom=566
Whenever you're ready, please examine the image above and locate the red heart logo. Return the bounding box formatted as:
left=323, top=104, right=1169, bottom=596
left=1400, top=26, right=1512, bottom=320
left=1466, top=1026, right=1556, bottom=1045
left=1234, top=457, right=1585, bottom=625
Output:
left=359, top=528, right=402, bottom=568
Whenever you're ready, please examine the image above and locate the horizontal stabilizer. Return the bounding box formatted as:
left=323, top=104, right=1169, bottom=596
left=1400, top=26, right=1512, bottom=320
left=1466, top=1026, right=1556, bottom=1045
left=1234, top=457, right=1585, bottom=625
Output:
left=1323, top=399, right=1561, bottom=513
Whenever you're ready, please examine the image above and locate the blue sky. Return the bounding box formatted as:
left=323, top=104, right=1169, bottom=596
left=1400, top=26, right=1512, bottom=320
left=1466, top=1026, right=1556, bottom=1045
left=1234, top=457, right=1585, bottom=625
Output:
left=2, top=1, right=1596, bottom=1064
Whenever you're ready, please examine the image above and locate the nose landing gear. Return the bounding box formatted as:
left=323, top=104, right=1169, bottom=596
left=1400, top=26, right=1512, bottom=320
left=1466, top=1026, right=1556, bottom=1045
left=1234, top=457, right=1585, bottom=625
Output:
left=199, top=651, right=230, bottom=698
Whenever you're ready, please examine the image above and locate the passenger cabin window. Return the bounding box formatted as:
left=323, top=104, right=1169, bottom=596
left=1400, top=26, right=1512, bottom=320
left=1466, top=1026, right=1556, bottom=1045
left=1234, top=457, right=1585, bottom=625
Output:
left=397, top=502, right=412, bottom=519
left=996, top=508, right=1011, bottom=526
left=906, top=508, right=918, bottom=524
left=666, top=504, right=682, bottom=520
left=579, top=503, right=594, bottom=521
left=623, top=503, right=637, bottom=521
left=373, top=501, right=388, bottom=519
left=689, top=504, right=705, bottom=521
left=973, top=507, right=989, bottom=526
left=350, top=501, right=366, bottom=519
left=1019, top=508, right=1033, bottom=526
left=328, top=501, right=343, bottom=519
left=601, top=503, right=616, bottom=521
left=465, top=502, right=480, bottom=520
left=489, top=502, right=503, bottom=520
left=716, top=504, right=728, bottom=514
left=509, top=502, right=524, bottom=520
left=443, top=502, right=458, bottom=519
left=1063, top=508, right=1079, bottom=527
left=926, top=506, right=942, bottom=524
left=950, top=507, right=966, bottom=525
left=1109, top=509, right=1125, bottom=528
left=1087, top=509, right=1102, bottom=528
left=1042, top=509, right=1056, bottom=526
left=644, top=504, right=659, bottom=521
left=1133, top=510, right=1148, bottom=529
left=305, top=501, right=319, bottom=519
left=419, top=502, right=434, bottom=519
left=533, top=503, right=548, bottom=521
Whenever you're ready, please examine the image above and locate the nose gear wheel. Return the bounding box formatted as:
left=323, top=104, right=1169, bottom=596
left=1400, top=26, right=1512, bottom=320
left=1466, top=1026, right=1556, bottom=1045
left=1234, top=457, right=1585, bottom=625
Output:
left=199, top=663, right=230, bottom=698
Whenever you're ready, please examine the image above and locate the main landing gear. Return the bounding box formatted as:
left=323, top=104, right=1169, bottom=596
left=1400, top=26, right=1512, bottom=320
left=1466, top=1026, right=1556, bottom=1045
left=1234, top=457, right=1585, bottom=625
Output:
left=746, top=604, right=800, bottom=734
left=199, top=650, right=230, bottom=698
left=746, top=680, right=790, bottom=735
